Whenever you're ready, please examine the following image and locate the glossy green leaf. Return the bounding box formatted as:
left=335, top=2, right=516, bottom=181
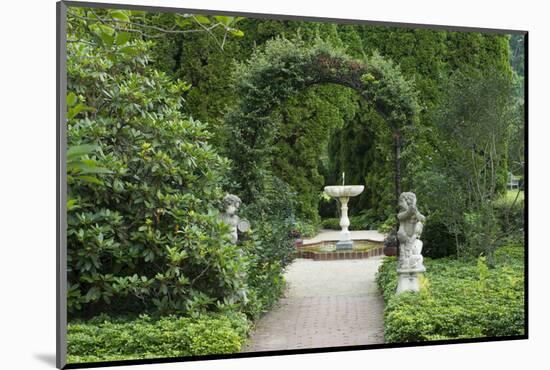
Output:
left=67, top=198, right=79, bottom=211
left=213, top=15, right=232, bottom=25
left=229, top=29, right=244, bottom=37
left=68, top=103, right=95, bottom=119
left=115, top=32, right=131, bottom=46
left=118, top=45, right=138, bottom=56
left=67, top=144, right=98, bottom=160
left=67, top=92, right=78, bottom=107
left=110, top=10, right=130, bottom=23
left=194, top=15, right=211, bottom=24
left=78, top=175, right=104, bottom=185
left=175, top=17, right=192, bottom=28
left=99, top=32, right=114, bottom=47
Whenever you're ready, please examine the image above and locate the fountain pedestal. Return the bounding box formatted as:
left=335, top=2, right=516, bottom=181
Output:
left=324, top=185, right=365, bottom=250
left=336, top=196, right=353, bottom=250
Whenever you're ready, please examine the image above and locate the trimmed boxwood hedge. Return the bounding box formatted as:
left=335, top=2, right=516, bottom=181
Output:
left=376, top=245, right=525, bottom=342
left=67, top=313, right=250, bottom=363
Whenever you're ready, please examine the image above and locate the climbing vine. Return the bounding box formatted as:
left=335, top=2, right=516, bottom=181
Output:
left=225, top=37, right=420, bottom=205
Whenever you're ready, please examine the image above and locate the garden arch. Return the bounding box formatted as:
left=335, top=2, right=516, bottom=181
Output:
left=225, top=38, right=420, bottom=205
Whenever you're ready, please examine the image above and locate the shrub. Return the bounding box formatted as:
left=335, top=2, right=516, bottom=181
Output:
left=292, top=220, right=319, bottom=239
left=67, top=11, right=248, bottom=317
left=320, top=211, right=394, bottom=232
left=320, top=216, right=370, bottom=230
left=421, top=219, right=460, bottom=258
left=244, top=257, right=287, bottom=320
left=240, top=176, right=297, bottom=269
left=377, top=215, right=397, bottom=234
left=494, top=190, right=525, bottom=242
left=321, top=217, right=340, bottom=230
left=375, top=256, right=398, bottom=303
left=376, top=245, right=525, bottom=342
left=236, top=176, right=296, bottom=319
left=67, top=313, right=250, bottom=363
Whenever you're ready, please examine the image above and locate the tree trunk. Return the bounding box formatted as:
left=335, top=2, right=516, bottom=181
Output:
left=394, top=131, right=402, bottom=259
left=394, top=131, right=402, bottom=208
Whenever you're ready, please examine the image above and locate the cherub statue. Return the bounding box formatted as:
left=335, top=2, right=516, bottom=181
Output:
left=396, top=192, right=426, bottom=272
left=219, top=194, right=250, bottom=303
left=220, top=194, right=250, bottom=244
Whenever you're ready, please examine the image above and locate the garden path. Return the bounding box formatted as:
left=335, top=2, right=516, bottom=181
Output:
left=242, top=256, right=385, bottom=352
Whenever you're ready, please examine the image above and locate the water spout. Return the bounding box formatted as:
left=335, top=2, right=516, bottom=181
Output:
left=342, top=172, right=345, bottom=186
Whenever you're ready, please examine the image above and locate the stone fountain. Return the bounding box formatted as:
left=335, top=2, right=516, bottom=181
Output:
left=324, top=172, right=364, bottom=250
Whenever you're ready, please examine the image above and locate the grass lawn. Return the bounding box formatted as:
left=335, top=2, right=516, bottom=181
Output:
left=495, top=190, right=524, bottom=207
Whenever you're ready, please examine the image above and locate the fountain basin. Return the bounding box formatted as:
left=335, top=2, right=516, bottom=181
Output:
left=295, top=240, right=385, bottom=260
left=324, top=185, right=365, bottom=198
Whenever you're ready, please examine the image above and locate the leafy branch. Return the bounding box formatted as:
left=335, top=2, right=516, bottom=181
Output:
left=67, top=9, right=244, bottom=50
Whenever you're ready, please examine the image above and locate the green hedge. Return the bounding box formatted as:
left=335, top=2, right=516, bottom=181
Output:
left=67, top=313, right=250, bottom=363
left=421, top=219, right=460, bottom=258
left=320, top=216, right=368, bottom=230
left=320, top=215, right=394, bottom=233
left=376, top=245, right=525, bottom=342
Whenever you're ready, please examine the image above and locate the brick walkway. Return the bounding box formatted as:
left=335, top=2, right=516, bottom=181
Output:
left=242, top=257, right=385, bottom=352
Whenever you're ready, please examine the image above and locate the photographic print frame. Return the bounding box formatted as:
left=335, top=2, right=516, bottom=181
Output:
left=57, top=1, right=528, bottom=368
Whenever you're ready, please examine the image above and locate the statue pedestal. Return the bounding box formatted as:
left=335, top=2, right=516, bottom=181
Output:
left=395, top=192, right=427, bottom=295
left=396, top=268, right=425, bottom=294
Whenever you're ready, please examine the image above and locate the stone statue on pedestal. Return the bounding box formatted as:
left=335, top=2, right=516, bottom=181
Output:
left=220, top=194, right=251, bottom=304
left=220, top=194, right=250, bottom=244
left=396, top=192, right=426, bottom=294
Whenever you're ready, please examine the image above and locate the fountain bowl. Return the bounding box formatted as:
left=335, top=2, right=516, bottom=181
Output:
left=324, top=185, right=364, bottom=198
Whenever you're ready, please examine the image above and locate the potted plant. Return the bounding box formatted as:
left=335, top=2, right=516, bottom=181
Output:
left=383, top=230, right=398, bottom=256
left=291, top=229, right=303, bottom=248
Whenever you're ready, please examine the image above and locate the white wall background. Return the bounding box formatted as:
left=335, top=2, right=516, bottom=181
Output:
left=0, top=0, right=546, bottom=369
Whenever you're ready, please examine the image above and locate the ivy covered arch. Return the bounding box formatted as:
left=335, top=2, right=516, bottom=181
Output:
left=225, top=38, right=420, bottom=205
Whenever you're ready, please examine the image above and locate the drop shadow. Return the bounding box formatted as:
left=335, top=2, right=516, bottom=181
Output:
left=34, top=353, right=57, bottom=367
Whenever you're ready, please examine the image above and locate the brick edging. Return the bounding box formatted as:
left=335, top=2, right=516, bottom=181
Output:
left=295, top=246, right=384, bottom=261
